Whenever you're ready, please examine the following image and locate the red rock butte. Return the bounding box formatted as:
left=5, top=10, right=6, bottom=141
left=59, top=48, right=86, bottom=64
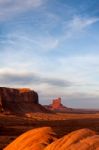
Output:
left=0, top=87, right=47, bottom=115
left=52, top=98, right=62, bottom=109
left=45, top=97, right=72, bottom=112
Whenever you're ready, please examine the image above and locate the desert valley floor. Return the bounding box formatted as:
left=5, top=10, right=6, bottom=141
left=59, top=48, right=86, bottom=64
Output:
left=1, top=113, right=99, bottom=149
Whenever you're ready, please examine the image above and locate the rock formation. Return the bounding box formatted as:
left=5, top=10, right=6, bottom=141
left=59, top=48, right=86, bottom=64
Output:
left=0, top=87, right=47, bottom=115
left=52, top=98, right=62, bottom=109
left=45, top=128, right=98, bottom=150
left=45, top=98, right=99, bottom=113
left=4, top=127, right=57, bottom=150
left=4, top=127, right=99, bottom=150
left=45, top=98, right=72, bottom=112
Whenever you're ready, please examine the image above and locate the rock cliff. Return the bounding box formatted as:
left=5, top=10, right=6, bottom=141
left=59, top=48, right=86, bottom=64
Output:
left=0, top=87, right=47, bottom=115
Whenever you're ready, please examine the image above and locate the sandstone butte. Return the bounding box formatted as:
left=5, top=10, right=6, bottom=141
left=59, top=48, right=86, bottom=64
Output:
left=45, top=97, right=72, bottom=112
left=0, top=87, right=47, bottom=115
left=4, top=127, right=99, bottom=150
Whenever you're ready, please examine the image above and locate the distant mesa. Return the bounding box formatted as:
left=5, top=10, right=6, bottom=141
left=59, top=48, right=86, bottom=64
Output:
left=0, top=87, right=48, bottom=115
left=45, top=97, right=72, bottom=112
left=4, top=127, right=99, bottom=150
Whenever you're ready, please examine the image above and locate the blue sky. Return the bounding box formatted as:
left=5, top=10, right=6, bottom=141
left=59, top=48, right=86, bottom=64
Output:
left=0, top=0, right=99, bottom=108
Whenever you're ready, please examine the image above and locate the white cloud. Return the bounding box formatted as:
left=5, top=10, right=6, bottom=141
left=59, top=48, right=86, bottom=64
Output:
left=1, top=54, right=99, bottom=95
left=58, top=55, right=99, bottom=88
left=1, top=54, right=99, bottom=108
left=32, top=37, right=59, bottom=50
left=0, top=0, right=44, bottom=20
left=63, top=16, right=99, bottom=39
left=69, top=16, right=99, bottom=30
left=0, top=0, right=43, bottom=8
left=0, top=31, right=59, bottom=53
left=0, top=69, right=72, bottom=95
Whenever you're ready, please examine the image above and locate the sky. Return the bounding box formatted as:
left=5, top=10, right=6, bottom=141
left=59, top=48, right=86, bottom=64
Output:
left=0, top=0, right=99, bottom=108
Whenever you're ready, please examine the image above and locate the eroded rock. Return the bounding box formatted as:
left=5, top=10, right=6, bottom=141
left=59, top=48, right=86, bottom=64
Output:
left=0, top=87, right=47, bottom=114
left=4, top=127, right=57, bottom=150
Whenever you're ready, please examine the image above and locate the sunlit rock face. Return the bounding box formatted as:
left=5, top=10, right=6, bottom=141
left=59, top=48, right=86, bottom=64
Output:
left=4, top=127, right=99, bottom=150
left=4, top=127, right=57, bottom=150
left=45, top=128, right=99, bottom=150
left=45, top=97, right=72, bottom=112
left=0, top=87, right=47, bottom=114
left=52, top=98, right=62, bottom=109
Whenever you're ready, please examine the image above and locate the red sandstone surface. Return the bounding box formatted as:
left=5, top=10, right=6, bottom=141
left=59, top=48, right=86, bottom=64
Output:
left=0, top=87, right=47, bottom=115
left=4, top=127, right=99, bottom=150
left=45, top=98, right=72, bottom=112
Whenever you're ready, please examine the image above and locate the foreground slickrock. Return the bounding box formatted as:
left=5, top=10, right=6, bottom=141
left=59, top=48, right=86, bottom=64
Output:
left=4, top=127, right=99, bottom=150
left=4, top=127, right=57, bottom=150
left=0, top=87, right=47, bottom=115
left=45, top=128, right=99, bottom=150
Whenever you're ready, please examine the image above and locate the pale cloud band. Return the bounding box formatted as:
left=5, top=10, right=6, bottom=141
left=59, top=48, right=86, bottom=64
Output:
left=0, top=70, right=72, bottom=87
left=0, top=0, right=44, bottom=20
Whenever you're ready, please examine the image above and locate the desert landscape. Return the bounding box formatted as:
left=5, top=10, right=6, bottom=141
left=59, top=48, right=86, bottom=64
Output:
left=0, top=0, right=99, bottom=149
left=0, top=87, right=99, bottom=149
left=1, top=113, right=99, bottom=149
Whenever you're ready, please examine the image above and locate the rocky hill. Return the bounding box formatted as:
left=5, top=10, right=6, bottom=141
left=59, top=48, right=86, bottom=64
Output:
left=4, top=127, right=99, bottom=150
left=0, top=87, right=47, bottom=115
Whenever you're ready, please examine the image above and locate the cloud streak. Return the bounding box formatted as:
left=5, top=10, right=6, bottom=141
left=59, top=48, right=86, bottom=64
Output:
left=63, top=16, right=99, bottom=39
left=69, top=16, right=99, bottom=30
left=0, top=0, right=44, bottom=20
left=0, top=70, right=72, bottom=87
left=0, top=32, right=59, bottom=52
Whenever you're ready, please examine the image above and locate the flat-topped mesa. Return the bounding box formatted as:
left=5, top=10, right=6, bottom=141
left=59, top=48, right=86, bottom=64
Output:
left=0, top=87, right=47, bottom=114
left=0, top=87, right=38, bottom=103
